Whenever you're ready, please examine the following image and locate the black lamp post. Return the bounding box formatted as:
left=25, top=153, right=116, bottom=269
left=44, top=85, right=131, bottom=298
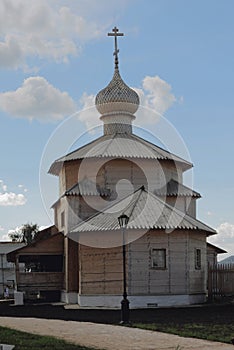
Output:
left=118, top=213, right=130, bottom=324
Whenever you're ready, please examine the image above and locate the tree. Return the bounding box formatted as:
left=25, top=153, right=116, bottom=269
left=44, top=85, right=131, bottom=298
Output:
left=9, top=223, right=39, bottom=245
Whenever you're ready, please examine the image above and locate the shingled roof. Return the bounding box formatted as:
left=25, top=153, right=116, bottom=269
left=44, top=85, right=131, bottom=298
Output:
left=154, top=179, right=201, bottom=198
left=70, top=186, right=216, bottom=236
left=65, top=177, right=110, bottom=197
left=48, top=133, right=192, bottom=175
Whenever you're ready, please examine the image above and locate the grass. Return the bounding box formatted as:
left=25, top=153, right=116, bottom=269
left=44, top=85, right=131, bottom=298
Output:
left=0, top=326, right=102, bottom=350
left=131, top=322, right=234, bottom=344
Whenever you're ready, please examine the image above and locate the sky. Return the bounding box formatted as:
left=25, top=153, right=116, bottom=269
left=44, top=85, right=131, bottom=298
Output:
left=0, top=0, right=234, bottom=259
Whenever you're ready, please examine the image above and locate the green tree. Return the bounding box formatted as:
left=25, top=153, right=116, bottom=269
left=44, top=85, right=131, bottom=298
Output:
left=9, top=223, right=39, bottom=245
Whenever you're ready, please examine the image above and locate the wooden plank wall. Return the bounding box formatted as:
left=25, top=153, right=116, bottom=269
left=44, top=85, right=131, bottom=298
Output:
left=79, top=230, right=207, bottom=297
left=208, top=263, right=234, bottom=299
left=79, top=245, right=123, bottom=295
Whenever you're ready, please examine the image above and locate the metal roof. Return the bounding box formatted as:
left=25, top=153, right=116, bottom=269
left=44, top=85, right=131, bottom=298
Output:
left=65, top=177, right=110, bottom=197
left=154, top=179, right=201, bottom=198
left=207, top=243, right=227, bottom=254
left=71, top=187, right=216, bottom=235
left=95, top=67, right=139, bottom=109
left=49, top=133, right=192, bottom=175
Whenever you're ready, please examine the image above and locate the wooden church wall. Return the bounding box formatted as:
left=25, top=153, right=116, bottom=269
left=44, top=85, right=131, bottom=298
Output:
left=78, top=230, right=207, bottom=297
left=128, top=231, right=188, bottom=295
left=166, top=197, right=196, bottom=218
left=187, top=232, right=207, bottom=294
left=79, top=245, right=123, bottom=295
left=129, top=230, right=207, bottom=296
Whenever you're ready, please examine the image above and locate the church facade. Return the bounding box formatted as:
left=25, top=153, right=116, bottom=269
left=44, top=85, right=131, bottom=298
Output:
left=8, top=28, right=224, bottom=307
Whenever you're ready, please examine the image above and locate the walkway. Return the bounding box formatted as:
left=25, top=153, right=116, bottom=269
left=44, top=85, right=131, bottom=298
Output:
left=0, top=317, right=233, bottom=350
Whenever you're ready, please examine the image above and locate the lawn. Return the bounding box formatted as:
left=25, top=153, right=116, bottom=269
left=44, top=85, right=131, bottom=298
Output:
left=0, top=326, right=102, bottom=350
left=131, top=322, right=234, bottom=344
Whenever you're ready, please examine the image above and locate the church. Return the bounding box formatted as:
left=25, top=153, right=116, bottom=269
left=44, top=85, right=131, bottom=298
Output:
left=8, top=28, right=224, bottom=307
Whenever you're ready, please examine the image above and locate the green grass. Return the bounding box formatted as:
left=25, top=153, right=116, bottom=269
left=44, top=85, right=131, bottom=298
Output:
left=131, top=322, right=234, bottom=344
left=0, top=326, right=102, bottom=350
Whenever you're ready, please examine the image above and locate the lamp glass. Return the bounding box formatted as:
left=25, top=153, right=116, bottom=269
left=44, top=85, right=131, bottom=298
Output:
left=118, top=214, right=129, bottom=228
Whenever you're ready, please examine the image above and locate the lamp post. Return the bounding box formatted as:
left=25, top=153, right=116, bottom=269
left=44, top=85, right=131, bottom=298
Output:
left=118, top=213, right=130, bottom=324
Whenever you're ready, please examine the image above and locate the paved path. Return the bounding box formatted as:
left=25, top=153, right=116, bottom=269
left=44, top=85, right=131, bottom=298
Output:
left=0, top=317, right=233, bottom=350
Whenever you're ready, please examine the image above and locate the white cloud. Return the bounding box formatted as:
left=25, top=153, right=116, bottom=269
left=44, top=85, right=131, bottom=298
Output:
left=0, top=192, right=26, bottom=206
left=0, top=0, right=132, bottom=69
left=78, top=93, right=99, bottom=131
left=6, top=226, right=23, bottom=241
left=0, top=180, right=8, bottom=192
left=0, top=180, right=27, bottom=206
left=0, top=35, right=23, bottom=69
left=78, top=75, right=177, bottom=130
left=134, top=75, right=176, bottom=125
left=0, top=76, right=76, bottom=122
left=208, top=222, right=234, bottom=257
left=0, top=226, right=4, bottom=232
left=7, top=226, right=22, bottom=236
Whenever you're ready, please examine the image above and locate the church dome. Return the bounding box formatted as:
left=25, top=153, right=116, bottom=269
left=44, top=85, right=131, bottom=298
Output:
left=95, top=68, right=139, bottom=115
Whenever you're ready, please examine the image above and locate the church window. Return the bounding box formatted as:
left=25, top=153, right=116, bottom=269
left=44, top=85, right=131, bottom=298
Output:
left=151, top=249, right=166, bottom=269
left=61, top=211, right=65, bottom=227
left=195, top=248, right=201, bottom=270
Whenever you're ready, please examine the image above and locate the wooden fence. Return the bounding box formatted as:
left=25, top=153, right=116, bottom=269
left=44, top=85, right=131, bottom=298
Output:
left=208, top=263, right=234, bottom=300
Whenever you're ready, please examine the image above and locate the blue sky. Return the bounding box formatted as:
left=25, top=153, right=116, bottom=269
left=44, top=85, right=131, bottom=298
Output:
left=0, top=0, right=234, bottom=258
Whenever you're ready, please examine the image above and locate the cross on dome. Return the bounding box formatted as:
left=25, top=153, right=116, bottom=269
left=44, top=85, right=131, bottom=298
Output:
left=108, top=26, right=124, bottom=69
left=95, top=26, right=139, bottom=135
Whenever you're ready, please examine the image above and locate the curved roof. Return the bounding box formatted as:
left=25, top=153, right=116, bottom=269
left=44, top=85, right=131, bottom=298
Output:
left=95, top=68, right=139, bottom=115
left=49, top=133, right=192, bottom=175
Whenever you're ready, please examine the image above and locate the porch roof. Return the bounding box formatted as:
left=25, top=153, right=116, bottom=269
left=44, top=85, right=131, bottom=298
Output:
left=71, top=187, right=216, bottom=235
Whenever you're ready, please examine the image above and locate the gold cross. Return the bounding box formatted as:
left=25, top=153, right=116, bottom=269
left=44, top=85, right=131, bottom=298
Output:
left=108, top=26, right=124, bottom=69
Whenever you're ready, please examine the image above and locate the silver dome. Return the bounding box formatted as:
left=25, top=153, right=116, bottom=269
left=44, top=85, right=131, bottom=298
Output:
left=95, top=68, right=139, bottom=115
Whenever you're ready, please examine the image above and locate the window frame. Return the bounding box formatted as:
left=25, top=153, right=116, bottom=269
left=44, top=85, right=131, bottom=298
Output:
left=61, top=211, right=65, bottom=228
left=151, top=248, right=167, bottom=270
left=195, top=248, right=201, bottom=270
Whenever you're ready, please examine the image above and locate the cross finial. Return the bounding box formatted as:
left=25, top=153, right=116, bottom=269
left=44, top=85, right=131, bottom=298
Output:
left=108, top=26, right=124, bottom=69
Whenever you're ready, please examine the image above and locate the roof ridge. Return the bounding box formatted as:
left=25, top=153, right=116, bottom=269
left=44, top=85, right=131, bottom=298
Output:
left=71, top=186, right=144, bottom=230
left=147, top=189, right=215, bottom=232
left=71, top=186, right=216, bottom=235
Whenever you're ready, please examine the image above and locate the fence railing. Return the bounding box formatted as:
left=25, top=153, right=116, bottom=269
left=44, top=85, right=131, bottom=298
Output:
left=208, top=263, right=234, bottom=300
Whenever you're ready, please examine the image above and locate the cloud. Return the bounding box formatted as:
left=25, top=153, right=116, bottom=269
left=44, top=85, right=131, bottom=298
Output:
left=6, top=226, right=23, bottom=241
left=0, top=180, right=27, bottom=206
left=0, top=193, right=26, bottom=206
left=208, top=222, right=234, bottom=257
left=78, top=93, right=99, bottom=131
left=78, top=75, right=177, bottom=130
left=0, top=35, right=23, bottom=69
left=0, top=76, right=76, bottom=122
left=0, top=0, right=132, bottom=69
left=134, top=75, right=176, bottom=125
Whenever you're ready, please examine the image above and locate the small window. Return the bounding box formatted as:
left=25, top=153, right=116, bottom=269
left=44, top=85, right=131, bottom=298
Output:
left=151, top=249, right=166, bottom=269
left=61, top=211, right=65, bottom=227
left=195, top=248, right=201, bottom=270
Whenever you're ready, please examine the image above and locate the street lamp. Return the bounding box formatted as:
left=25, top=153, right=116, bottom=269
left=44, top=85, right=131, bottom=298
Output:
left=118, top=213, right=130, bottom=324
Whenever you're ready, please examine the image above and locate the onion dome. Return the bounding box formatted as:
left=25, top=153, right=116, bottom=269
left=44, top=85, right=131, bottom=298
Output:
left=95, top=68, right=139, bottom=115
left=95, top=26, right=139, bottom=135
